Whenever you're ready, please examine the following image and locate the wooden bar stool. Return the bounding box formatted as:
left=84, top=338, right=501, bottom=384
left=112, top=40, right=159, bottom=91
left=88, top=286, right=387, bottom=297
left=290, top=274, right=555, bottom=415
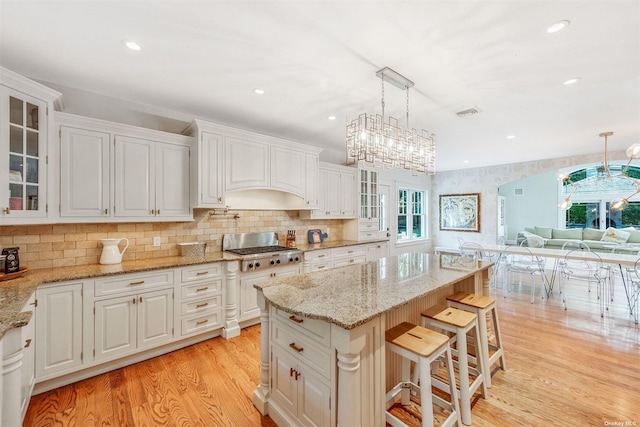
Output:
left=446, top=292, right=506, bottom=388
left=421, top=306, right=488, bottom=426
left=385, top=322, right=460, bottom=427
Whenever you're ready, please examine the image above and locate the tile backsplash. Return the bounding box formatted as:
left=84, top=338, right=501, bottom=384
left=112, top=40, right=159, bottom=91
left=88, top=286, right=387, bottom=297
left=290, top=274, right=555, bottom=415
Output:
left=0, top=210, right=344, bottom=270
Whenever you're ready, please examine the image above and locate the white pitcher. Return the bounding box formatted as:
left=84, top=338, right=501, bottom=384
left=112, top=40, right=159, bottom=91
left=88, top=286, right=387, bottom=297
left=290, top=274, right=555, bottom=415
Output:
left=100, top=238, right=129, bottom=265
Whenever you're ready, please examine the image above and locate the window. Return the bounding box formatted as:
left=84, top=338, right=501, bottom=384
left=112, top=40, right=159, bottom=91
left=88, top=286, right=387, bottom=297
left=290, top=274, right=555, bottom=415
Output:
left=398, top=188, right=426, bottom=241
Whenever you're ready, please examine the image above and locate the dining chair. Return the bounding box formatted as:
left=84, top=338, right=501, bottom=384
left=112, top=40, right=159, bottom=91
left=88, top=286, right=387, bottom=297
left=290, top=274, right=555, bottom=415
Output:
left=624, top=258, right=640, bottom=324
left=503, top=246, right=549, bottom=303
left=459, top=242, right=501, bottom=289
left=558, top=250, right=611, bottom=316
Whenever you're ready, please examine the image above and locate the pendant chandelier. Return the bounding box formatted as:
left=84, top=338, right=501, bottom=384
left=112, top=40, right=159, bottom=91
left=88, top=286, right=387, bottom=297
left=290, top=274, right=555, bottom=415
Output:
left=346, top=67, right=436, bottom=175
left=559, top=131, right=640, bottom=210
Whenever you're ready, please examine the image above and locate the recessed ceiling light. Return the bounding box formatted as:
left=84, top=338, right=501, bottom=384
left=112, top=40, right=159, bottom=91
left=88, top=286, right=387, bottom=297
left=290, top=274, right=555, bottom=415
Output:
left=506, top=135, right=516, bottom=139
left=563, top=77, right=581, bottom=85
left=327, top=115, right=336, bottom=121
left=547, top=20, right=570, bottom=34
left=463, top=160, right=470, bottom=164
left=253, top=88, right=265, bottom=95
left=124, top=40, right=142, bottom=51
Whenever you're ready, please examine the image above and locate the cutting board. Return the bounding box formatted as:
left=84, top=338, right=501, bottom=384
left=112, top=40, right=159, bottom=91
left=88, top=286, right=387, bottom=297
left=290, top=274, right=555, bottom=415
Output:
left=308, top=229, right=327, bottom=244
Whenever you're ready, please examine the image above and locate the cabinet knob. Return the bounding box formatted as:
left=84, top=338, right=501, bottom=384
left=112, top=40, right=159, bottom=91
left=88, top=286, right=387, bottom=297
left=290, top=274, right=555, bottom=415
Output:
left=218, top=197, right=222, bottom=202
left=24, top=339, right=32, bottom=348
left=3, top=207, right=9, bottom=214
left=151, top=209, right=155, bottom=215
left=104, top=208, right=108, bottom=215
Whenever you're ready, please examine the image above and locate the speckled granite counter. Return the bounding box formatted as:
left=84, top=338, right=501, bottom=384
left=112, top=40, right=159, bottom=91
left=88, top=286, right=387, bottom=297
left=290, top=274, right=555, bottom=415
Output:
left=0, top=251, right=240, bottom=339
left=255, top=252, right=492, bottom=330
left=295, top=238, right=388, bottom=252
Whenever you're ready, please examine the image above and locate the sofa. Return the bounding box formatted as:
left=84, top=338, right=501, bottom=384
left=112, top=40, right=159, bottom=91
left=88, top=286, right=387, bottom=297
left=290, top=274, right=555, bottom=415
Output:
left=517, top=226, right=640, bottom=253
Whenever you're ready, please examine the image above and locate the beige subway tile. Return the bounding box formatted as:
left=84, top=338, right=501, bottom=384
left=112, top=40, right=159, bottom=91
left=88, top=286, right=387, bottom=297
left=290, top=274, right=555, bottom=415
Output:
left=52, top=258, right=76, bottom=268
left=76, top=240, right=98, bottom=249
left=135, top=223, right=153, bottom=232
left=52, top=224, right=77, bottom=234
left=135, top=251, right=153, bottom=260
left=87, top=233, right=110, bottom=241
left=2, top=226, right=27, bottom=235
left=38, top=250, right=64, bottom=260
left=117, top=224, right=137, bottom=232
left=29, top=259, right=53, bottom=270
left=97, top=224, right=119, bottom=233
left=136, top=237, right=153, bottom=246
left=160, top=229, right=177, bottom=237
left=27, top=225, right=53, bottom=235
left=64, top=248, right=87, bottom=258
left=76, top=224, right=99, bottom=233
left=53, top=241, right=76, bottom=251
left=21, top=252, right=39, bottom=262
left=40, top=234, right=65, bottom=243
left=65, top=233, right=87, bottom=242
left=151, top=250, right=170, bottom=258
left=75, top=256, right=99, bottom=266
left=14, top=235, right=40, bottom=244
left=25, top=242, right=53, bottom=253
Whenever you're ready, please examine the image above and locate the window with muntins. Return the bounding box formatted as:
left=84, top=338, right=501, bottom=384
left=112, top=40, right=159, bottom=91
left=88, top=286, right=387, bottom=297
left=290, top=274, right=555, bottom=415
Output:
left=398, top=188, right=426, bottom=241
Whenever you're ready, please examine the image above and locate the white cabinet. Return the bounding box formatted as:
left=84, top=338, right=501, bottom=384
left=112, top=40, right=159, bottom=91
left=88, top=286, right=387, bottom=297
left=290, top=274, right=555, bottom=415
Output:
left=35, top=281, right=84, bottom=380
left=115, top=135, right=190, bottom=219
left=20, top=293, right=36, bottom=420
left=239, top=266, right=300, bottom=322
left=178, top=263, right=224, bottom=337
left=366, top=241, right=389, bottom=262
left=344, top=167, right=388, bottom=241
left=185, top=119, right=322, bottom=210
left=303, top=162, right=356, bottom=219
left=0, top=67, right=62, bottom=224
left=269, top=307, right=332, bottom=426
left=332, top=245, right=367, bottom=268
left=60, top=126, right=110, bottom=217
left=94, top=288, right=174, bottom=361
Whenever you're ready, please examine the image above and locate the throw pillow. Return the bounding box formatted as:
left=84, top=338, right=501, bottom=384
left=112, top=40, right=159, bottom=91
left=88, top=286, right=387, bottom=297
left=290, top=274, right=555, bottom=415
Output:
left=534, top=226, right=553, bottom=239
left=600, top=227, right=631, bottom=243
left=582, top=228, right=605, bottom=241
left=622, top=227, right=640, bottom=243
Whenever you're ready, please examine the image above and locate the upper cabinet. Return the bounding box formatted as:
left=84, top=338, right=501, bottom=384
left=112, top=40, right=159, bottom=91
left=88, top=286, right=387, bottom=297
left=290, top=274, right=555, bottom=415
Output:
left=56, top=112, right=192, bottom=223
left=301, top=162, right=355, bottom=219
left=185, top=120, right=321, bottom=210
left=0, top=67, right=62, bottom=224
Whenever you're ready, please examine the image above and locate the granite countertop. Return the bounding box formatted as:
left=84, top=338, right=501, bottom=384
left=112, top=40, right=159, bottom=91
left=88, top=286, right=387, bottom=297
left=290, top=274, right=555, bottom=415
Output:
left=0, top=251, right=240, bottom=340
left=295, top=238, right=388, bottom=252
left=255, top=252, right=493, bottom=330
left=0, top=239, right=381, bottom=339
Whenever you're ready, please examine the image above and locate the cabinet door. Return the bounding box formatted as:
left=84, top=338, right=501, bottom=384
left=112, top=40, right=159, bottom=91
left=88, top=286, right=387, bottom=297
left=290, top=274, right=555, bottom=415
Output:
left=270, top=146, right=305, bottom=197
left=240, top=267, right=299, bottom=322
left=35, top=283, right=83, bottom=379
left=94, top=294, right=137, bottom=361
left=298, top=364, right=332, bottom=427
left=20, top=293, right=36, bottom=419
left=114, top=135, right=155, bottom=217
left=224, top=136, right=269, bottom=191
left=304, top=152, right=319, bottom=208
left=198, top=131, right=224, bottom=207
left=271, top=345, right=298, bottom=420
left=314, top=168, right=328, bottom=216
left=138, top=288, right=174, bottom=349
left=60, top=126, right=110, bottom=217
left=325, top=169, right=341, bottom=216
left=156, top=142, right=190, bottom=217
left=340, top=171, right=355, bottom=217
left=0, top=86, right=48, bottom=220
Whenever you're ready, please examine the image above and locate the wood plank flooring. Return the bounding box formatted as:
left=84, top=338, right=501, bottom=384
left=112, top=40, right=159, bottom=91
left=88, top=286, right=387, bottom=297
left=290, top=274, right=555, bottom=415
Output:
left=25, top=276, right=639, bottom=426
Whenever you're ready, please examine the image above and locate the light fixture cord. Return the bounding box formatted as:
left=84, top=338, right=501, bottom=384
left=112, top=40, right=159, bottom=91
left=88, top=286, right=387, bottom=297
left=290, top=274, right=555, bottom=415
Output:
left=406, top=86, right=410, bottom=129
left=381, top=72, right=385, bottom=121
left=604, top=133, right=610, bottom=177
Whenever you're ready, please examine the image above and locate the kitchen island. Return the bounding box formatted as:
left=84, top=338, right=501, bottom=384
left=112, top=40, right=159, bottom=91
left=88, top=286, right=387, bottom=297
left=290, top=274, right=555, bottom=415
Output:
left=253, top=252, right=492, bottom=427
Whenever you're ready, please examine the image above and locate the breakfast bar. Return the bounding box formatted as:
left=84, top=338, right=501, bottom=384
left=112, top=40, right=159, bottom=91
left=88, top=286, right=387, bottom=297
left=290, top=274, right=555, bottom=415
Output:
left=252, top=252, right=493, bottom=426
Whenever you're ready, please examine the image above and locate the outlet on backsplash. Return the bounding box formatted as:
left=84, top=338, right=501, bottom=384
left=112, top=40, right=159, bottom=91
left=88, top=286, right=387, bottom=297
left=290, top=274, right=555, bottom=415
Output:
left=153, top=236, right=161, bottom=247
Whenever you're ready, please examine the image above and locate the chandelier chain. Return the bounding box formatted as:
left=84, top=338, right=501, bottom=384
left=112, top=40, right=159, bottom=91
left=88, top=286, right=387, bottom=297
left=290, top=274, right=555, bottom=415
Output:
left=406, top=86, right=410, bottom=129
left=381, top=72, right=385, bottom=120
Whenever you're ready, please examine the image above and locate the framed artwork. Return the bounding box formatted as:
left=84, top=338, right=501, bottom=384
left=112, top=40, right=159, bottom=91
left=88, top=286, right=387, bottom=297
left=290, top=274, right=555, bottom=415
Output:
left=439, top=193, right=480, bottom=232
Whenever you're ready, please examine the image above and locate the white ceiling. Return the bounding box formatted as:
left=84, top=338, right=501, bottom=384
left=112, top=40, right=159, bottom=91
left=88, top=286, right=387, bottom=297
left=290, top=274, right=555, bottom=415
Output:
left=1, top=0, right=639, bottom=171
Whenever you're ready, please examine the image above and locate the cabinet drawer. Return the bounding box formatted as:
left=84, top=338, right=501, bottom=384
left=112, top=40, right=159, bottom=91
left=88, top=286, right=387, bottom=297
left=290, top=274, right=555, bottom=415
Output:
left=358, top=231, right=379, bottom=241
left=181, top=295, right=222, bottom=316
left=309, top=261, right=332, bottom=272
left=181, top=310, right=223, bottom=336
left=94, top=270, right=174, bottom=297
left=359, top=221, right=378, bottom=231
left=181, top=263, right=222, bottom=283
left=304, top=249, right=332, bottom=262
left=333, top=255, right=367, bottom=268
left=274, top=308, right=330, bottom=346
left=332, top=245, right=366, bottom=259
left=181, top=280, right=222, bottom=299
left=272, top=320, right=331, bottom=379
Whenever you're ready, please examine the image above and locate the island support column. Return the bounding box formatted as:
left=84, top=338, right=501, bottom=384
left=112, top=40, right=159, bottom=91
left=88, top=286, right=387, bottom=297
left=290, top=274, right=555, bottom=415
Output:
left=252, top=290, right=270, bottom=415
left=222, top=261, right=241, bottom=339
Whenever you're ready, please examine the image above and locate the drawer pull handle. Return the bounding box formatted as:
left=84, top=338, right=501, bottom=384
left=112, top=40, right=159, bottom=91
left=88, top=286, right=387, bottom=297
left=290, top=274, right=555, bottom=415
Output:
left=289, top=342, right=304, bottom=353
left=289, top=315, right=304, bottom=324
left=318, top=254, right=325, bottom=258
left=196, top=271, right=209, bottom=276
left=196, top=302, right=209, bottom=308
left=196, top=287, right=209, bottom=292
left=348, top=250, right=354, bottom=253
left=290, top=367, right=295, bottom=377
left=130, top=280, right=145, bottom=285
left=24, top=339, right=32, bottom=348
left=196, top=319, right=209, bottom=325
left=317, top=266, right=325, bottom=269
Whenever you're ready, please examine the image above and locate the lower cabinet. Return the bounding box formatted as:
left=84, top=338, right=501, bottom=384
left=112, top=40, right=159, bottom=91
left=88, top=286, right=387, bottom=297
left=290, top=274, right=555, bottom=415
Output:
left=35, top=281, right=84, bottom=380
left=366, top=241, right=389, bottom=262
left=271, top=344, right=331, bottom=427
left=332, top=245, right=367, bottom=268
left=239, top=266, right=300, bottom=322
left=179, top=263, right=224, bottom=337
left=94, top=288, right=174, bottom=362
left=20, top=293, right=36, bottom=420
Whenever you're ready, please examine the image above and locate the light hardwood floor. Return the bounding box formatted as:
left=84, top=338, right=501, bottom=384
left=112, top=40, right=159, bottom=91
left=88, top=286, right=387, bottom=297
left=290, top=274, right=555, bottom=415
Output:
left=25, top=275, right=639, bottom=426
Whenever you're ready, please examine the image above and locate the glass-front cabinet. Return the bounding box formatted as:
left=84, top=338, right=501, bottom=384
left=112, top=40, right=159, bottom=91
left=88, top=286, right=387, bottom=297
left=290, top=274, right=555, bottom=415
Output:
left=359, top=169, right=378, bottom=220
left=1, top=67, right=61, bottom=223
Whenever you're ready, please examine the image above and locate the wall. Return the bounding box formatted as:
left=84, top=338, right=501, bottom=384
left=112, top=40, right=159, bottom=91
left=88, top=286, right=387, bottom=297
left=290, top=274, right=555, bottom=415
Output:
left=0, top=210, right=343, bottom=270
left=498, top=170, right=560, bottom=241
left=431, top=150, right=626, bottom=249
